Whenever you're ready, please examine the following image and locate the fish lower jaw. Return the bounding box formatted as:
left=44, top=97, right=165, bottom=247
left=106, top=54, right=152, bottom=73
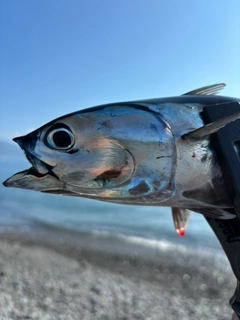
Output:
left=2, top=165, right=60, bottom=190
left=3, top=167, right=45, bottom=187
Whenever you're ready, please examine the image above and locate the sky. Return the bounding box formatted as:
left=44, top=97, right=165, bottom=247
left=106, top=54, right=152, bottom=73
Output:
left=0, top=0, right=240, bottom=142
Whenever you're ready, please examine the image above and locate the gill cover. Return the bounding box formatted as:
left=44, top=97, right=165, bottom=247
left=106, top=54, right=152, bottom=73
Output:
left=4, top=105, right=176, bottom=204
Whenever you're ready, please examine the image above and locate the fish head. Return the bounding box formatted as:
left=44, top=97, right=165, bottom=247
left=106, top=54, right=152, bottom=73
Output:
left=4, top=104, right=176, bottom=204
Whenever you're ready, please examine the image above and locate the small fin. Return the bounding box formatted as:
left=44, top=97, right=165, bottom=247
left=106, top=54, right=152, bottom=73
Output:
left=191, top=208, right=236, bottom=219
left=183, top=83, right=226, bottom=96
left=172, top=207, right=192, bottom=237
left=183, top=103, right=240, bottom=139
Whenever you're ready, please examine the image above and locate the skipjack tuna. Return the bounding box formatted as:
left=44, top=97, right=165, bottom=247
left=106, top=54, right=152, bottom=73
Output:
left=3, top=84, right=240, bottom=236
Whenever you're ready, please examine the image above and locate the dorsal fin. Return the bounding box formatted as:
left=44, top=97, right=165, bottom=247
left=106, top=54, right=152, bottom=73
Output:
left=183, top=83, right=226, bottom=96
left=172, top=207, right=192, bottom=237
left=183, top=103, right=240, bottom=139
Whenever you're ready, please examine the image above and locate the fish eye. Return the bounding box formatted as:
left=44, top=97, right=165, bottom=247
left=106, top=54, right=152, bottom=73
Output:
left=46, top=126, right=75, bottom=150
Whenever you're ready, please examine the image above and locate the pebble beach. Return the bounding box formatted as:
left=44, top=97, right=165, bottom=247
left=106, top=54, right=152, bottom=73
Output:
left=0, top=227, right=236, bottom=320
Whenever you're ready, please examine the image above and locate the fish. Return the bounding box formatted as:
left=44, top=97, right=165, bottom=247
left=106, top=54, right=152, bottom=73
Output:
left=3, top=84, right=240, bottom=236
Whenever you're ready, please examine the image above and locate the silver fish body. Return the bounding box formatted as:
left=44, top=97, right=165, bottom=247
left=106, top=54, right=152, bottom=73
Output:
left=3, top=84, right=240, bottom=232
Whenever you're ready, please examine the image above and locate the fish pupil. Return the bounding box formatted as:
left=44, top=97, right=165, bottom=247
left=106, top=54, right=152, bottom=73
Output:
left=53, top=130, right=72, bottom=148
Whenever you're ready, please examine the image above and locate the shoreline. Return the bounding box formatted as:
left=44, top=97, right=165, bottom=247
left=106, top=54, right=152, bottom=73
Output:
left=0, top=226, right=236, bottom=319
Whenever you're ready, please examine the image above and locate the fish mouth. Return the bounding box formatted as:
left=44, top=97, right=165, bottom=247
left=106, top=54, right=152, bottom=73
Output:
left=3, top=151, right=59, bottom=189
left=3, top=133, right=60, bottom=188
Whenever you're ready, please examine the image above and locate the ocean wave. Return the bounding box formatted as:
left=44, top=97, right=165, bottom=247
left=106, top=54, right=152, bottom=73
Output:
left=116, top=233, right=182, bottom=251
left=34, top=220, right=224, bottom=260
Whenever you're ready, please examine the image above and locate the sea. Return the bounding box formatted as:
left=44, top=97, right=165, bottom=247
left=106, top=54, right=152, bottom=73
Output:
left=0, top=140, right=224, bottom=254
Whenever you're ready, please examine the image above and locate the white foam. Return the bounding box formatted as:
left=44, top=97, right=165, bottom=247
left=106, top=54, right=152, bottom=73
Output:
left=116, top=233, right=187, bottom=251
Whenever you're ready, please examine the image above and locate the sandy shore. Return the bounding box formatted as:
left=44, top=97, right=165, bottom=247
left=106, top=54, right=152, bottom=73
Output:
left=0, top=227, right=236, bottom=320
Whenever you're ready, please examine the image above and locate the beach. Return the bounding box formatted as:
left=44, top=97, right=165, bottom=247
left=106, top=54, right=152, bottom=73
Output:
left=0, top=227, right=235, bottom=320
left=0, top=159, right=237, bottom=319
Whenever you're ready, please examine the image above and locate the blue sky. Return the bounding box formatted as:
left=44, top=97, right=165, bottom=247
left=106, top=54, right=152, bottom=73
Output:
left=1, top=0, right=240, bottom=141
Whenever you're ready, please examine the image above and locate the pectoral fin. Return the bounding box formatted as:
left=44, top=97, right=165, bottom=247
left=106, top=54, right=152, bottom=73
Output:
left=183, top=102, right=240, bottom=139
left=172, top=207, right=192, bottom=237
